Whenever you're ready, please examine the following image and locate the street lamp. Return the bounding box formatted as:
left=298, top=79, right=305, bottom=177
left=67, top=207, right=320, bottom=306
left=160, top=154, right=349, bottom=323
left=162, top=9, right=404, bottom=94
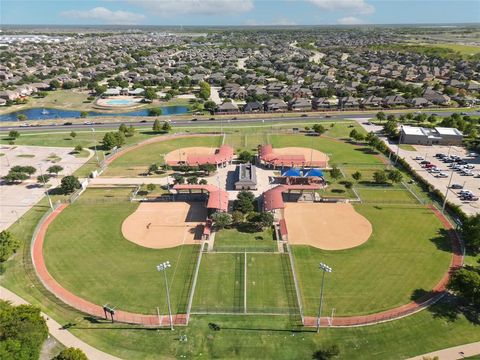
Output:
left=91, top=128, right=100, bottom=165
left=38, top=163, right=54, bottom=211
left=156, top=261, right=173, bottom=330
left=316, top=262, right=332, bottom=333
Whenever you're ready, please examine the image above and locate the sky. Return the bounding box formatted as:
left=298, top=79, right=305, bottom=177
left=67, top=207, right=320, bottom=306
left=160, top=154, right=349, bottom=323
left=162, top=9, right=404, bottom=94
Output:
left=1, top=0, right=479, bottom=26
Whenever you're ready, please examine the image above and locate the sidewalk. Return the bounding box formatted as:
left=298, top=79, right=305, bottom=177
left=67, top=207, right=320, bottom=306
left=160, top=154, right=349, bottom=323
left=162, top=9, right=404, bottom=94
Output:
left=0, top=286, right=121, bottom=360
left=407, top=342, right=480, bottom=360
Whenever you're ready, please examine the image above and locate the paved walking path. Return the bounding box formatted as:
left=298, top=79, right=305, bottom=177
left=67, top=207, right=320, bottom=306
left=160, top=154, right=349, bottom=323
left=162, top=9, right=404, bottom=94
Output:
left=32, top=202, right=463, bottom=328
left=0, top=286, right=121, bottom=360
left=407, top=342, right=480, bottom=360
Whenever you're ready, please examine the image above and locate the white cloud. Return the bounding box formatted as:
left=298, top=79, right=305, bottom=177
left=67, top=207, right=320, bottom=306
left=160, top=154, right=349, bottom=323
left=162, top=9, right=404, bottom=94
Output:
left=126, top=0, right=254, bottom=16
left=61, top=7, right=146, bottom=24
left=308, top=0, right=374, bottom=15
left=337, top=16, right=365, bottom=25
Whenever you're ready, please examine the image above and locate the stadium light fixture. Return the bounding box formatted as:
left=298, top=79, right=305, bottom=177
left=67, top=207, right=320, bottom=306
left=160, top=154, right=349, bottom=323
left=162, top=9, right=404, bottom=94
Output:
left=156, top=261, right=173, bottom=330
left=317, top=262, right=332, bottom=333
left=91, top=128, right=100, bottom=165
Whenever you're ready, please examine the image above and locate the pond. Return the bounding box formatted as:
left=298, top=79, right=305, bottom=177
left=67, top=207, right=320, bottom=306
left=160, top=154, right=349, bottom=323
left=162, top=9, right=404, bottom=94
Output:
left=0, top=106, right=190, bottom=122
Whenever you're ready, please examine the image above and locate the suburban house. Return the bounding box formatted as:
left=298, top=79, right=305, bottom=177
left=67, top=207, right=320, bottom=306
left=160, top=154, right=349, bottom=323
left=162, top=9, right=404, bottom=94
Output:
left=288, top=98, right=312, bottom=111
left=400, top=126, right=463, bottom=146
left=216, top=101, right=240, bottom=114
left=264, top=98, right=288, bottom=112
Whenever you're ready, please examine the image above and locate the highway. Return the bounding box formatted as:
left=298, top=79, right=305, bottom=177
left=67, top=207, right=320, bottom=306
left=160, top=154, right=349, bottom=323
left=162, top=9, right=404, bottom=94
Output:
left=0, top=110, right=478, bottom=133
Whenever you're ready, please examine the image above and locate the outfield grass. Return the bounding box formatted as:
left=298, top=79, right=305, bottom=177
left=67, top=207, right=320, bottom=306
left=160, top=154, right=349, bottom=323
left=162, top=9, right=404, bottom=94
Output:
left=43, top=188, right=199, bottom=314
left=213, top=227, right=277, bottom=252
left=102, top=136, right=223, bottom=177
left=192, top=253, right=244, bottom=313
left=246, top=254, right=299, bottom=314
left=293, top=204, right=452, bottom=317
left=356, top=187, right=420, bottom=204
left=270, top=134, right=384, bottom=166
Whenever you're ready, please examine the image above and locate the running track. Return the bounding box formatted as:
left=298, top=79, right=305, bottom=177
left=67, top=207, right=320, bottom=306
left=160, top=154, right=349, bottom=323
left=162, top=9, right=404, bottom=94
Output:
left=32, top=202, right=463, bottom=328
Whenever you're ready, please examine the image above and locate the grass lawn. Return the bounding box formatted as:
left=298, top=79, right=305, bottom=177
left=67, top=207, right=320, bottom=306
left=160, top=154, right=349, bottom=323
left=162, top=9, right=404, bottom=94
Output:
left=270, top=134, right=384, bottom=166
left=102, top=136, right=222, bottom=177
left=192, top=253, right=244, bottom=313
left=213, top=227, right=277, bottom=252
left=246, top=254, right=299, bottom=315
left=356, top=187, right=421, bottom=204
left=43, top=188, right=199, bottom=314
left=433, top=43, right=480, bottom=56
left=399, top=144, right=417, bottom=151
left=293, top=204, right=452, bottom=317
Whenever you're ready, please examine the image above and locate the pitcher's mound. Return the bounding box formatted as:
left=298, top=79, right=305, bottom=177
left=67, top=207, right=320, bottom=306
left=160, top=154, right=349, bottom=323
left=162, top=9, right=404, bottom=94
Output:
left=284, top=203, right=372, bottom=250
left=122, top=202, right=207, bottom=249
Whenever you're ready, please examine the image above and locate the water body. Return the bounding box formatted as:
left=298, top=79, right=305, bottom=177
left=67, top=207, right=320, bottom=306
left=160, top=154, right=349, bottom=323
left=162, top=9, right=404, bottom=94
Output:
left=0, top=106, right=190, bottom=122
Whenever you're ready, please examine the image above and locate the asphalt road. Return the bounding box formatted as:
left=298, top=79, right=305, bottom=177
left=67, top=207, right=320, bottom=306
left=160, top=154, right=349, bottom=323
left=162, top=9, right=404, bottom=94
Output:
left=1, top=110, right=478, bottom=133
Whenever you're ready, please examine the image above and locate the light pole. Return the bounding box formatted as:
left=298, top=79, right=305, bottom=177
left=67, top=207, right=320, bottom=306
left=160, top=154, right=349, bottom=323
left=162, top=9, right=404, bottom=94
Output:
left=156, top=261, right=173, bottom=330
left=442, top=167, right=455, bottom=214
left=38, top=163, right=54, bottom=211
left=316, top=262, right=332, bottom=333
left=91, top=128, right=99, bottom=165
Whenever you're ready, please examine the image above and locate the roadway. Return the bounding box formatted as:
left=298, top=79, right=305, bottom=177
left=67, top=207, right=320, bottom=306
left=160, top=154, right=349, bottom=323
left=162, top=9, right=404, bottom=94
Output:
left=1, top=110, right=478, bottom=133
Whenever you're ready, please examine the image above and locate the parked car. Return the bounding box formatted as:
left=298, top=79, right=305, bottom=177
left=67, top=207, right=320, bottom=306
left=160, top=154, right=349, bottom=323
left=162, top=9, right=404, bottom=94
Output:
left=420, top=160, right=431, bottom=165
left=435, top=153, right=446, bottom=158
left=450, top=184, right=463, bottom=189
left=467, top=152, right=478, bottom=158
left=425, top=164, right=436, bottom=169
left=436, top=172, right=449, bottom=178
left=414, top=156, right=425, bottom=161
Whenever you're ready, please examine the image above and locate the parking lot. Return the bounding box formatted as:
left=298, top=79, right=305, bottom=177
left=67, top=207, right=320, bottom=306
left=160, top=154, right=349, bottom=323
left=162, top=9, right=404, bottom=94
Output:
left=393, top=144, right=480, bottom=215
left=0, top=145, right=91, bottom=230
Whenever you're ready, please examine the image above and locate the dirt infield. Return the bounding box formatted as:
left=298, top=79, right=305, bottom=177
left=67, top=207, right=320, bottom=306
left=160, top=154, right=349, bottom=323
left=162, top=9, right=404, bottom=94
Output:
left=122, top=202, right=207, bottom=249
left=164, top=147, right=216, bottom=164
left=284, top=203, right=372, bottom=250
left=273, top=147, right=329, bottom=164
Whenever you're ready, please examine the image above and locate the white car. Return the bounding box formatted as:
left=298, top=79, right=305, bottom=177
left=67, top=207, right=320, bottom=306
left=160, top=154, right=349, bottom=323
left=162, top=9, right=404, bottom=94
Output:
left=467, top=152, right=478, bottom=158
left=459, top=190, right=473, bottom=196
left=436, top=173, right=449, bottom=178
left=414, top=156, right=425, bottom=161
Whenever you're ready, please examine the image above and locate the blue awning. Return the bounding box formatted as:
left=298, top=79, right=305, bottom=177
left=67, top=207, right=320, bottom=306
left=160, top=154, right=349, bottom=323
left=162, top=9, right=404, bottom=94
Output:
left=304, top=168, right=324, bottom=177
left=282, top=168, right=302, bottom=177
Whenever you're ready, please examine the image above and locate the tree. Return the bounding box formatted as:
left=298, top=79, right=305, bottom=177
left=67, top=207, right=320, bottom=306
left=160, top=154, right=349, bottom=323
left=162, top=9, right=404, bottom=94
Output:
left=312, top=124, right=327, bottom=136
left=447, top=265, right=480, bottom=308
left=8, top=130, right=19, bottom=139
left=199, top=164, right=216, bottom=175
left=376, top=111, right=386, bottom=122
left=0, top=301, right=48, bottom=360
left=0, top=230, right=20, bottom=262
left=70, top=131, right=77, bottom=138
left=203, top=100, right=217, bottom=112
left=148, top=164, right=159, bottom=174
left=211, top=212, right=232, bottom=230
left=102, top=131, right=125, bottom=150
left=60, top=175, right=81, bottom=194
left=148, top=107, right=162, bottom=116
left=312, top=344, right=340, bottom=360
left=198, top=179, right=208, bottom=185
left=153, top=119, right=162, bottom=133
left=329, top=166, right=342, bottom=181
left=53, top=347, right=88, bottom=360
left=462, top=214, right=480, bottom=253
left=50, top=79, right=61, bottom=89
left=162, top=121, right=172, bottom=133
left=37, top=174, right=50, bottom=184
left=173, top=174, right=185, bottom=185
left=352, top=171, right=362, bottom=181
left=144, top=88, right=158, bottom=100
left=3, top=171, right=29, bottom=184
left=232, top=210, right=244, bottom=224
left=349, top=129, right=358, bottom=140
left=373, top=170, right=388, bottom=184
left=74, top=144, right=83, bottom=152
left=119, top=123, right=128, bottom=133
left=238, top=150, right=253, bottom=163
left=47, top=165, right=63, bottom=176
left=247, top=212, right=274, bottom=230
left=187, top=176, right=198, bottom=185
left=388, top=170, right=403, bottom=184
left=125, top=125, right=136, bottom=137
left=146, top=183, right=156, bottom=192
left=80, top=111, right=88, bottom=118
left=11, top=165, right=36, bottom=176
left=234, top=190, right=255, bottom=214
left=198, top=81, right=211, bottom=100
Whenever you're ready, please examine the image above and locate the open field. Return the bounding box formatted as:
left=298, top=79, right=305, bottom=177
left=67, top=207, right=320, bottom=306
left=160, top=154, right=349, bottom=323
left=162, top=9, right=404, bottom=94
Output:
left=192, top=253, right=244, bottom=313
left=213, top=227, right=277, bottom=252
left=43, top=188, right=199, bottom=314
left=431, top=43, right=480, bottom=56
left=246, top=254, right=299, bottom=314
left=356, top=187, right=421, bottom=204
left=102, top=136, right=222, bottom=177
left=293, top=204, right=452, bottom=316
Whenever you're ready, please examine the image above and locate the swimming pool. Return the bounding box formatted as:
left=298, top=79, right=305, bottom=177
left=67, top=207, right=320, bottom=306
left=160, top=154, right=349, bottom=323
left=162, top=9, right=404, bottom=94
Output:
left=105, top=99, right=137, bottom=106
